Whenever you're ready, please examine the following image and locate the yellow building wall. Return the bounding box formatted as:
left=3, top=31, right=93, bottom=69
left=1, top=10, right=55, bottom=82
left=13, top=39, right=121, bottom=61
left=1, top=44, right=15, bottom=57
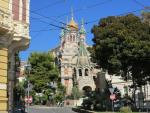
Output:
left=0, top=48, right=8, bottom=112
left=0, top=70, right=7, bottom=77
left=0, top=62, right=7, bottom=70
left=0, top=102, right=7, bottom=111
left=0, top=56, right=8, bottom=63
left=0, top=0, right=9, bottom=13
left=0, top=76, right=7, bottom=83
left=0, top=90, right=7, bottom=97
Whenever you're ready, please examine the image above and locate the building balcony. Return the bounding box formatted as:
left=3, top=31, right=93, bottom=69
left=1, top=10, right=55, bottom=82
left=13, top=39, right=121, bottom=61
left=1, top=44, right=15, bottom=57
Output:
left=10, top=21, right=30, bottom=51
left=0, top=9, right=12, bottom=34
left=13, top=21, right=30, bottom=39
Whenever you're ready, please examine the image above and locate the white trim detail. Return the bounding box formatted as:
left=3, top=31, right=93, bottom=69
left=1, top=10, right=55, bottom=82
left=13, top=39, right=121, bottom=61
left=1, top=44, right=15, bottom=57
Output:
left=0, top=83, right=7, bottom=90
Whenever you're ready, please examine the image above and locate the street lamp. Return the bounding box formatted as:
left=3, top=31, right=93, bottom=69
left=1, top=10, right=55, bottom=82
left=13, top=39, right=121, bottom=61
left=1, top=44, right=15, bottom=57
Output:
left=47, top=81, right=57, bottom=105
left=25, top=62, right=31, bottom=113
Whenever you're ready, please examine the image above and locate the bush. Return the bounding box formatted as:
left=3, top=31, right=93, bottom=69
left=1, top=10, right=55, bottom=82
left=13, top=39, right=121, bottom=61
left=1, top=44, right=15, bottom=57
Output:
left=34, top=95, right=40, bottom=105
left=120, top=106, right=132, bottom=113
left=40, top=94, right=48, bottom=105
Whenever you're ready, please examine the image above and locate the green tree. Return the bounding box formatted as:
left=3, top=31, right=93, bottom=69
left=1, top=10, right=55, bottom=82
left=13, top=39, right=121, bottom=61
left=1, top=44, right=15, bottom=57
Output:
left=92, top=14, right=150, bottom=86
left=50, top=83, right=66, bottom=104
left=14, top=80, right=26, bottom=105
left=72, top=86, right=82, bottom=99
left=28, top=52, right=59, bottom=93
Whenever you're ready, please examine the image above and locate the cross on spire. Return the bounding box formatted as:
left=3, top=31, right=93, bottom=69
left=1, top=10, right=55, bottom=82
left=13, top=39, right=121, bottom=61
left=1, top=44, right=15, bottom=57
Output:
left=66, top=16, right=68, bottom=24
left=81, top=18, right=84, bottom=25
left=71, top=7, right=74, bottom=20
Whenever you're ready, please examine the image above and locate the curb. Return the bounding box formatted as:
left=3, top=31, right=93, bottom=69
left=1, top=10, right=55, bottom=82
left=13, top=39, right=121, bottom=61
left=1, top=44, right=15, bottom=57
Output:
left=72, top=107, right=148, bottom=113
left=72, top=107, right=95, bottom=113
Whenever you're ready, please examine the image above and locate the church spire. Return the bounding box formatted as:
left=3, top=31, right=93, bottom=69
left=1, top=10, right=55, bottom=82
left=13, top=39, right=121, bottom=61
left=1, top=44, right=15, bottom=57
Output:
left=71, top=7, right=74, bottom=20
left=68, top=7, right=78, bottom=30
left=79, top=18, right=86, bottom=34
left=66, top=16, right=68, bottom=24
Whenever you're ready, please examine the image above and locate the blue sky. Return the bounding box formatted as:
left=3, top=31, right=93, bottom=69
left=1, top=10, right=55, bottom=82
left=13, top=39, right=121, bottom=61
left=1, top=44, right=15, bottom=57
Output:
left=20, top=0, right=150, bottom=61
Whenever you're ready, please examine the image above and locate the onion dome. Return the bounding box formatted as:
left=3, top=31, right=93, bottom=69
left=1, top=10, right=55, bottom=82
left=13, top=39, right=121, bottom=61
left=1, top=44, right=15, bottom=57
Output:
left=68, top=9, right=78, bottom=30
left=68, top=18, right=78, bottom=30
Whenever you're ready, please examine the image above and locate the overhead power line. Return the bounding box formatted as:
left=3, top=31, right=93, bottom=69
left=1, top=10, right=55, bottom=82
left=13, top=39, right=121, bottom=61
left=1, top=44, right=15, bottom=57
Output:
left=31, top=8, right=146, bottom=33
left=31, top=25, right=51, bottom=41
left=0, top=4, right=72, bottom=33
left=133, top=0, right=146, bottom=8
left=33, top=0, right=65, bottom=12
left=84, top=8, right=145, bottom=25
left=1, top=0, right=67, bottom=26
left=0, top=0, right=75, bottom=30
left=0, top=1, right=147, bottom=36
left=55, top=0, right=112, bottom=18
left=30, top=29, right=59, bottom=32
left=0, top=4, right=53, bottom=25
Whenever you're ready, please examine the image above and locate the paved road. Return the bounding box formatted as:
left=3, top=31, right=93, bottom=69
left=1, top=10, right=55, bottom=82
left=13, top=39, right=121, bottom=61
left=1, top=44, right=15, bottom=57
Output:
left=28, top=106, right=76, bottom=113
left=14, top=106, right=77, bottom=113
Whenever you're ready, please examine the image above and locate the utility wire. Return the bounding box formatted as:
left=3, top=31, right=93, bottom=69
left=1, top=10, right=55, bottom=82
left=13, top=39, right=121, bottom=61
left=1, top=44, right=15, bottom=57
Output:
left=30, top=8, right=146, bottom=33
left=133, top=0, right=146, bottom=8
left=31, top=24, right=51, bottom=41
left=33, top=0, right=65, bottom=12
left=0, top=3, right=70, bottom=31
left=4, top=0, right=143, bottom=29
left=55, top=0, right=112, bottom=18
left=84, top=8, right=145, bottom=25
left=0, top=1, right=147, bottom=35
left=30, top=29, right=59, bottom=32
left=0, top=4, right=52, bottom=25
left=132, top=0, right=150, bottom=12
left=1, top=0, right=68, bottom=26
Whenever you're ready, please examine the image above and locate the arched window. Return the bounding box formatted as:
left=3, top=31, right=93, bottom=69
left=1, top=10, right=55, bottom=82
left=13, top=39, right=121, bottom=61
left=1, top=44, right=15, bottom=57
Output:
left=73, top=68, right=77, bottom=85
left=70, top=35, right=72, bottom=42
left=73, top=35, right=75, bottom=42
left=79, top=69, right=82, bottom=76
left=85, top=69, right=89, bottom=76
left=73, top=68, right=76, bottom=76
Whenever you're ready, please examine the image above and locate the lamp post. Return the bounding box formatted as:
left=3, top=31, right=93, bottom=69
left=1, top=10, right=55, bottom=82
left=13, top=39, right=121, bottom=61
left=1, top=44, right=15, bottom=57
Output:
left=25, top=62, right=31, bottom=113
left=146, top=81, right=149, bottom=113
left=47, top=81, right=57, bottom=106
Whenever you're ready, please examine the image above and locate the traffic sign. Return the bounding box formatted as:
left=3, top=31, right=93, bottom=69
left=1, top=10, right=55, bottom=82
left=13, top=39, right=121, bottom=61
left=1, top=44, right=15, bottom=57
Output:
left=25, top=96, right=33, bottom=104
left=110, top=94, right=116, bottom=100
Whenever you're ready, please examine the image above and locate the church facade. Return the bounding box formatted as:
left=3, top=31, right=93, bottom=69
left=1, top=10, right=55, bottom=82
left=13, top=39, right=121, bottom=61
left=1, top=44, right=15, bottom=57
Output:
left=51, top=16, right=100, bottom=95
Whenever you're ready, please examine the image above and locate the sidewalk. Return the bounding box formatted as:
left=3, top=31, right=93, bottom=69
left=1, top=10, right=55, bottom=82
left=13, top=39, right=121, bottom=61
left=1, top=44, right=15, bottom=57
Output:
left=72, top=107, right=148, bottom=113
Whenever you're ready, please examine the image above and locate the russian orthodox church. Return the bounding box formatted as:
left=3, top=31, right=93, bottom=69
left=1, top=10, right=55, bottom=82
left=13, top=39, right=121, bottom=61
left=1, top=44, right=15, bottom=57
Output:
left=51, top=15, right=100, bottom=95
